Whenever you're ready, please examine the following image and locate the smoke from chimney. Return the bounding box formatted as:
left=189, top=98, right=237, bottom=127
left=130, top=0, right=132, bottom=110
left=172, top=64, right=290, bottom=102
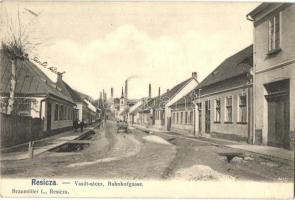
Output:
left=148, top=84, right=151, bottom=98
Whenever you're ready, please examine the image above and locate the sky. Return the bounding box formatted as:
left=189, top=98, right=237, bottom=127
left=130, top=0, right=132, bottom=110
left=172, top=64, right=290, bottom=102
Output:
left=1, top=1, right=259, bottom=100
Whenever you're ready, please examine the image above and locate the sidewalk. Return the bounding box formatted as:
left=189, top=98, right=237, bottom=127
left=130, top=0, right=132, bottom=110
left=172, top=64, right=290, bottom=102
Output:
left=132, top=124, right=294, bottom=162
left=1, top=125, right=98, bottom=161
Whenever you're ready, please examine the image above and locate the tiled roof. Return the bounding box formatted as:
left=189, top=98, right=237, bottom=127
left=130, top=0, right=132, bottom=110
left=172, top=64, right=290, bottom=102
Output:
left=196, top=45, right=253, bottom=89
left=56, top=80, right=83, bottom=102
left=140, top=77, right=194, bottom=110
left=0, top=51, right=74, bottom=103
left=171, top=45, right=253, bottom=107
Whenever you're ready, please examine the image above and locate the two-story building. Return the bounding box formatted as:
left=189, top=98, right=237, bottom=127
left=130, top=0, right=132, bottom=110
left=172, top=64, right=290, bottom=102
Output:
left=247, top=3, right=295, bottom=150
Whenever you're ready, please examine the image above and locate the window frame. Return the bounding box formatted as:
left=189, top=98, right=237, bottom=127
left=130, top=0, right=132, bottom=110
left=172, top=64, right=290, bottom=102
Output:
left=54, top=104, right=59, bottom=121
left=225, top=96, right=233, bottom=123
left=214, top=99, right=221, bottom=123
left=268, top=12, right=281, bottom=54
left=237, top=94, right=248, bottom=124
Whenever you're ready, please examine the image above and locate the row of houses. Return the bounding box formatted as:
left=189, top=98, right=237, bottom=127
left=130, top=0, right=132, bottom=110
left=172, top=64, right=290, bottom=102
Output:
left=0, top=49, right=100, bottom=139
left=128, top=3, right=295, bottom=151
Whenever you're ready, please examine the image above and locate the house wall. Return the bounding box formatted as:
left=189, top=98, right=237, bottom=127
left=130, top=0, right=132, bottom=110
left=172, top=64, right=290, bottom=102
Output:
left=171, top=105, right=194, bottom=136
left=254, top=4, right=295, bottom=149
left=44, top=99, right=74, bottom=133
left=77, top=103, right=83, bottom=121
left=165, top=78, right=198, bottom=128
left=153, top=109, right=165, bottom=129
left=195, top=87, right=251, bottom=142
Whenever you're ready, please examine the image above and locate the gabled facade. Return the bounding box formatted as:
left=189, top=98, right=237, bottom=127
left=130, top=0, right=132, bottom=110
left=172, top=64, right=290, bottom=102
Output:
left=138, top=72, right=199, bottom=130
left=247, top=3, right=295, bottom=150
left=128, top=98, right=148, bottom=124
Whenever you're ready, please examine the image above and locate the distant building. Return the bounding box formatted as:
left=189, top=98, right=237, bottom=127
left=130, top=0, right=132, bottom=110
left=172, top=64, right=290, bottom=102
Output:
left=192, top=45, right=253, bottom=142
left=247, top=3, right=295, bottom=150
left=169, top=90, right=196, bottom=136
left=136, top=73, right=199, bottom=130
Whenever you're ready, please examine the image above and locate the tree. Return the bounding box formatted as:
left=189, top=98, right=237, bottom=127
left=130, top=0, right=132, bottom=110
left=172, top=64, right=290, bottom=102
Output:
left=1, top=7, right=41, bottom=114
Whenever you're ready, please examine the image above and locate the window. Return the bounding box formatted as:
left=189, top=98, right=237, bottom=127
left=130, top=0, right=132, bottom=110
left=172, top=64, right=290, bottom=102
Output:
left=185, top=112, right=188, bottom=124
left=172, top=112, right=175, bottom=124
left=190, top=111, right=193, bottom=124
left=238, top=95, right=247, bottom=123
left=214, top=99, right=221, bottom=123
left=180, top=112, right=183, bottom=124
left=268, top=13, right=280, bottom=52
left=67, top=107, right=70, bottom=120
left=54, top=104, right=59, bottom=121
left=176, top=112, right=179, bottom=124
left=59, top=105, right=63, bottom=120
left=225, top=97, right=232, bottom=123
left=65, top=107, right=67, bottom=120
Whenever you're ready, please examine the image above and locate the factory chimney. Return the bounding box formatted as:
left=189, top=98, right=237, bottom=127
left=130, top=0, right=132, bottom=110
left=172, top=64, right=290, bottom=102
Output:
left=148, top=84, right=151, bottom=98
left=111, top=88, right=114, bottom=98
left=125, top=80, right=128, bottom=99
left=121, top=87, right=124, bottom=98
left=158, top=87, right=161, bottom=97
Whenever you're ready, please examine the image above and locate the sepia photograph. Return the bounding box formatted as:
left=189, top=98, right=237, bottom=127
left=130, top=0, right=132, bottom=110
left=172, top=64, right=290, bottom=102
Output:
left=0, top=0, right=294, bottom=198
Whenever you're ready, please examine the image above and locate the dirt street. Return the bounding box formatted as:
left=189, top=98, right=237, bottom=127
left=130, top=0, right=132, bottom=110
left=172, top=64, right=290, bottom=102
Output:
left=1, top=121, right=294, bottom=181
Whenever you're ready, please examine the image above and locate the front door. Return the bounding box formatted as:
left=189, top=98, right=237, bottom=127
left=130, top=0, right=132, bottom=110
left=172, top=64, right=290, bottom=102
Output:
left=205, top=101, right=210, bottom=133
left=265, top=79, right=290, bottom=149
left=46, top=102, right=52, bottom=131
left=167, top=117, right=171, bottom=131
left=266, top=93, right=290, bottom=149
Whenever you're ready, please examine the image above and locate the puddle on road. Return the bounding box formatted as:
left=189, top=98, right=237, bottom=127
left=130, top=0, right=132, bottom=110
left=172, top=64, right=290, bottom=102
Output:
left=50, top=131, right=95, bottom=153
left=50, top=143, right=90, bottom=152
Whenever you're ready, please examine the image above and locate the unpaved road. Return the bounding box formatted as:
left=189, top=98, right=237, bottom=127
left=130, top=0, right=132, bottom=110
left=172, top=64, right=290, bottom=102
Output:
left=1, top=121, right=294, bottom=181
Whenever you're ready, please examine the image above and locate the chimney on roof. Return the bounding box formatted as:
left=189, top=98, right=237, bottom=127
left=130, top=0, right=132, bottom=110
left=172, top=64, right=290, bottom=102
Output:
left=57, top=72, right=63, bottom=83
left=192, top=72, right=198, bottom=80
left=125, top=80, right=128, bottom=99
left=111, top=88, right=114, bottom=98
left=158, top=87, right=161, bottom=97
left=148, top=84, right=151, bottom=98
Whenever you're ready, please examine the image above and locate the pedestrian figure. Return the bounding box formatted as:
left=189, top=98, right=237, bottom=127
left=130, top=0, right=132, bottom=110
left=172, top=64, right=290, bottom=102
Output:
left=80, top=120, right=85, bottom=133
left=73, top=120, right=79, bottom=132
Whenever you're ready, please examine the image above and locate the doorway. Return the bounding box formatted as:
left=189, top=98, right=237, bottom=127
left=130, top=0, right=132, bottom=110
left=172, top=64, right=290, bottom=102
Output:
left=265, top=79, right=290, bottom=149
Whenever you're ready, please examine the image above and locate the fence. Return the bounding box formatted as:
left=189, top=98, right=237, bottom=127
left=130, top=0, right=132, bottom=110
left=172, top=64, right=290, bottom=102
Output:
left=0, top=113, right=42, bottom=148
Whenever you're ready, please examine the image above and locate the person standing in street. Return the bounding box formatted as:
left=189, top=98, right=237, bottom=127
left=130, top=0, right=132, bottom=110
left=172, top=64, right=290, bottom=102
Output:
left=80, top=120, right=85, bottom=133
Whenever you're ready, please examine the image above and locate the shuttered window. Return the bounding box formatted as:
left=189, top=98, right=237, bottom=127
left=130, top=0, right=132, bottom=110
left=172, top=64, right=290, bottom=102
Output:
left=238, top=95, right=247, bottom=123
